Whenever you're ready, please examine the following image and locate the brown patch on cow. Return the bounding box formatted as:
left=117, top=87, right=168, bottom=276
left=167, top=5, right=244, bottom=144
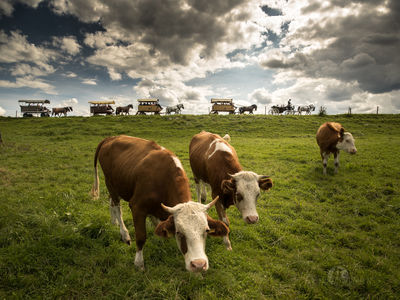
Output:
left=258, top=176, right=273, bottom=191
left=178, top=233, right=188, bottom=254
left=206, top=215, right=230, bottom=236
left=221, top=178, right=236, bottom=194
left=155, top=215, right=175, bottom=238
left=316, top=122, right=344, bottom=156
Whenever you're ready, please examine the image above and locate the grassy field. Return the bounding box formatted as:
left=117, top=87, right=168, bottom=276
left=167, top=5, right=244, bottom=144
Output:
left=0, top=114, right=399, bottom=299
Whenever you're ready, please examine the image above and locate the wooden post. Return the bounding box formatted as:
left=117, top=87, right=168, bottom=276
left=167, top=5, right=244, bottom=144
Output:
left=265, top=106, right=266, bottom=115
left=377, top=106, right=379, bottom=114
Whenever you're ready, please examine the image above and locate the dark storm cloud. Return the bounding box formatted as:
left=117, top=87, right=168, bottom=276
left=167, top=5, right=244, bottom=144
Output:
left=50, top=0, right=249, bottom=65
left=261, top=5, right=282, bottom=16
left=262, top=0, right=400, bottom=94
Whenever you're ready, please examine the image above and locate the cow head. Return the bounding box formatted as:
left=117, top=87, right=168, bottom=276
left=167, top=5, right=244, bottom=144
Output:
left=336, top=129, right=357, bottom=154
left=155, top=196, right=229, bottom=272
left=221, top=171, right=273, bottom=224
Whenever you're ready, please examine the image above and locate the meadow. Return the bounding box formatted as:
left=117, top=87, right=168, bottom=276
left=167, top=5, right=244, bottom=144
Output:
left=0, top=114, right=399, bottom=299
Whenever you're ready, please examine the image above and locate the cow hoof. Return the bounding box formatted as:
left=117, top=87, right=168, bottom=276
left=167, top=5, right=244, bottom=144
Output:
left=226, top=246, right=232, bottom=251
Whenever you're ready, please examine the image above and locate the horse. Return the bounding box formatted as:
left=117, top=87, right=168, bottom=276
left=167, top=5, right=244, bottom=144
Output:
left=116, top=104, right=133, bottom=115
left=239, top=104, right=257, bottom=114
left=297, top=104, right=315, bottom=115
left=166, top=103, right=184, bottom=115
left=52, top=106, right=73, bottom=117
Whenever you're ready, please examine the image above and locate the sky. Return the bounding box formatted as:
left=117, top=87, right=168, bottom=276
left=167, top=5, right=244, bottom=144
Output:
left=0, top=0, right=399, bottom=116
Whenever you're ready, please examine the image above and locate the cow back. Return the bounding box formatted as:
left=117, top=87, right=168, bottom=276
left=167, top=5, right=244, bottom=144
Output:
left=189, top=131, right=241, bottom=193
left=316, top=122, right=342, bottom=153
left=98, top=135, right=191, bottom=217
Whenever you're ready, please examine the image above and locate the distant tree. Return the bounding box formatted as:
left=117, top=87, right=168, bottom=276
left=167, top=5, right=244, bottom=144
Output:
left=318, top=106, right=327, bottom=116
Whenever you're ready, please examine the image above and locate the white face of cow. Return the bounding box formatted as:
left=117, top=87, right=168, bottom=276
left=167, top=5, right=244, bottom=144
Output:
left=160, top=200, right=220, bottom=272
left=336, top=132, right=357, bottom=154
left=231, top=171, right=261, bottom=224
left=172, top=202, right=210, bottom=272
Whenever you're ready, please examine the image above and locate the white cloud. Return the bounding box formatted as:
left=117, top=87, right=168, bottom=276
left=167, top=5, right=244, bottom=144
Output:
left=53, top=36, right=81, bottom=55
left=0, top=76, right=57, bottom=94
left=61, top=97, right=78, bottom=106
left=82, top=79, right=97, bottom=85
left=64, top=72, right=77, bottom=78
left=0, top=106, right=5, bottom=116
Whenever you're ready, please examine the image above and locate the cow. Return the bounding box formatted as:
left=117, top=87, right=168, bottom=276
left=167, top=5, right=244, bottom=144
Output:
left=90, top=135, right=229, bottom=272
left=316, top=122, right=357, bottom=175
left=189, top=131, right=273, bottom=250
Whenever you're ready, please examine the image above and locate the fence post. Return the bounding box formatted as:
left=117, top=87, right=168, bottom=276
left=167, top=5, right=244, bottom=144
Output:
left=377, top=106, right=379, bottom=114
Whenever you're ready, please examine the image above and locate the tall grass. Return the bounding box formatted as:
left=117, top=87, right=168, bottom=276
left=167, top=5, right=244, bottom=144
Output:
left=0, top=114, right=399, bottom=298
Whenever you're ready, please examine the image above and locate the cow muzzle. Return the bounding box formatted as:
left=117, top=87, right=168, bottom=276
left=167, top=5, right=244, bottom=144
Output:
left=245, top=215, right=259, bottom=224
left=190, top=259, right=208, bottom=272
left=350, top=148, right=357, bottom=154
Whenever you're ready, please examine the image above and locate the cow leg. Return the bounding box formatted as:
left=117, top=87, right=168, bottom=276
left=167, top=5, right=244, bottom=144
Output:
left=215, top=196, right=232, bottom=250
left=106, top=180, right=131, bottom=245
left=131, top=209, right=147, bottom=270
left=109, top=198, right=131, bottom=245
left=334, top=151, right=340, bottom=174
left=322, top=152, right=330, bottom=175
left=200, top=181, right=207, bottom=203
left=194, top=180, right=208, bottom=203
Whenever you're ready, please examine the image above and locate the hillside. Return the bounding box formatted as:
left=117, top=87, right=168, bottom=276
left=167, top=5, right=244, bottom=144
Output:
left=1, top=114, right=399, bottom=298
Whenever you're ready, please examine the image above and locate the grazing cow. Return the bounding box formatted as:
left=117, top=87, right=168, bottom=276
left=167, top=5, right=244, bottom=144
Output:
left=189, top=131, right=273, bottom=250
left=316, top=122, right=357, bottom=175
left=91, top=135, right=229, bottom=272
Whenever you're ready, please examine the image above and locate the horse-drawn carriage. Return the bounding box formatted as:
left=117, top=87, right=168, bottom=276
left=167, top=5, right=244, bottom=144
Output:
left=269, top=99, right=296, bottom=115
left=19, top=99, right=51, bottom=117
left=210, top=98, right=236, bottom=114
left=136, top=99, right=162, bottom=115
left=89, top=100, right=115, bottom=115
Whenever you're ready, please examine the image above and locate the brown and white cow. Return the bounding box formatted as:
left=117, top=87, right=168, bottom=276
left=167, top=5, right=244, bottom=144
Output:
left=316, top=122, right=357, bottom=175
left=90, top=135, right=229, bottom=272
left=189, top=131, right=273, bottom=250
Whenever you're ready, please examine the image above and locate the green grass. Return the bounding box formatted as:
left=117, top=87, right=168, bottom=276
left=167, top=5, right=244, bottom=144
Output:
left=1, top=114, right=399, bottom=299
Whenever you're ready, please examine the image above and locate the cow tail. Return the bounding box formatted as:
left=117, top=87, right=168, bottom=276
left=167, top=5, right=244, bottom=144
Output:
left=90, top=138, right=108, bottom=199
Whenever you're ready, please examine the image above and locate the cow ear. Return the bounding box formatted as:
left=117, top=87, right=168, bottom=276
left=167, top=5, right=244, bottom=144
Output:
left=221, top=178, right=235, bottom=194
left=207, top=215, right=229, bottom=237
left=155, top=215, right=175, bottom=238
left=258, top=176, right=273, bottom=191
left=339, top=127, right=345, bottom=138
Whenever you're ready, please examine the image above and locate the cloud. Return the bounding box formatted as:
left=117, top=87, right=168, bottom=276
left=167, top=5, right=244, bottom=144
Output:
left=249, top=88, right=272, bottom=104
left=0, top=76, right=57, bottom=94
left=0, top=0, right=41, bottom=16
left=82, top=78, right=97, bottom=85
left=259, top=0, right=400, bottom=95
left=53, top=36, right=81, bottom=55
left=0, top=106, right=5, bottom=116
left=61, top=97, right=78, bottom=107
left=64, top=72, right=77, bottom=78
left=0, top=30, right=57, bottom=71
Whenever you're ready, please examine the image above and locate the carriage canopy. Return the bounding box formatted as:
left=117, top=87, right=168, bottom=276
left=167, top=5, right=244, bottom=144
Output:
left=88, top=100, right=115, bottom=105
left=19, top=99, right=50, bottom=104
left=211, top=98, right=233, bottom=104
left=137, top=98, right=159, bottom=103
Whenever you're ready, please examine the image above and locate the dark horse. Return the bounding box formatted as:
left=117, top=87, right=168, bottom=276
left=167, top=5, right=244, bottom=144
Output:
left=52, top=106, right=73, bottom=117
left=239, top=104, right=257, bottom=114
left=116, top=104, right=133, bottom=115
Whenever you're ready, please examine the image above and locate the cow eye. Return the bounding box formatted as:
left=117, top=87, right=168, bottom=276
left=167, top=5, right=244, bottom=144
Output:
left=236, top=193, right=243, bottom=201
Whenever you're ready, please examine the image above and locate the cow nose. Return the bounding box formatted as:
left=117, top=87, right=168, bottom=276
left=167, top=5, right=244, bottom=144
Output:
left=351, top=149, right=357, bottom=154
left=190, top=259, right=207, bottom=272
left=245, top=215, right=259, bottom=224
